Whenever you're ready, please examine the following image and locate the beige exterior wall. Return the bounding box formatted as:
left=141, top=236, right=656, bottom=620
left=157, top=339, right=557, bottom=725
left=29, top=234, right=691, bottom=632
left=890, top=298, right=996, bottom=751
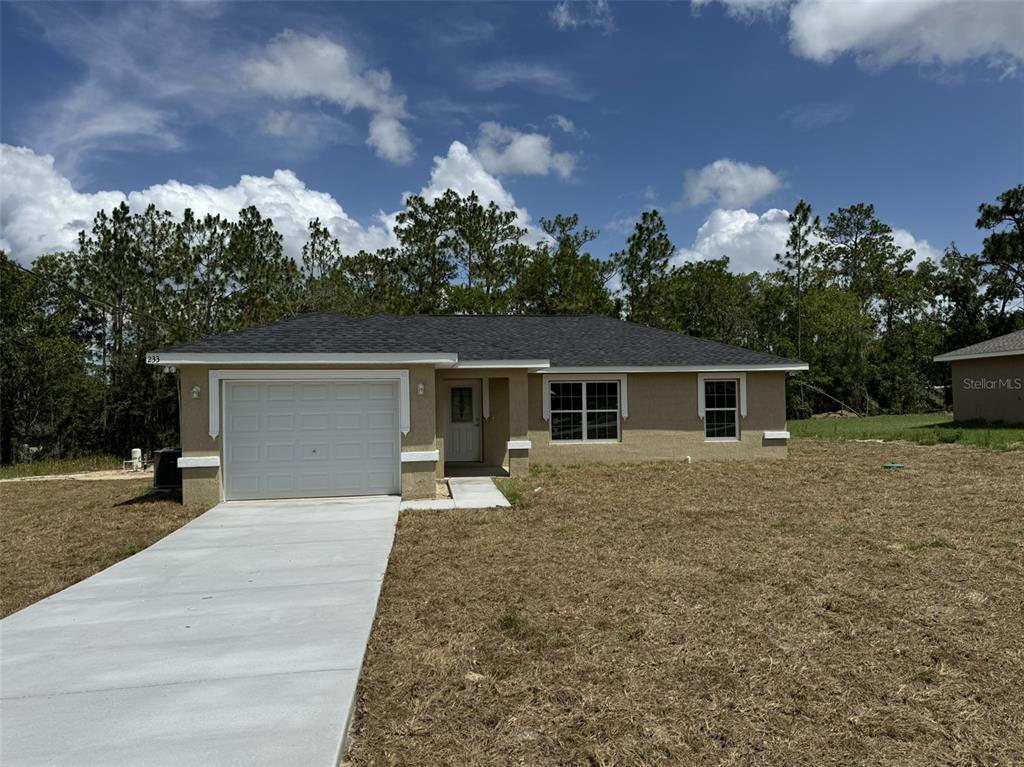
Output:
left=950, top=356, right=1024, bottom=424
left=175, top=362, right=792, bottom=503
left=176, top=363, right=437, bottom=504
left=527, top=371, right=789, bottom=466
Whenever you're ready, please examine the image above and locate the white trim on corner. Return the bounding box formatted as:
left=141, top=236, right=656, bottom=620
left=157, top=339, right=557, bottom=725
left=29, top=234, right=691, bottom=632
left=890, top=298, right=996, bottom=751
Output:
left=933, top=349, right=1023, bottom=362
left=150, top=352, right=458, bottom=366
left=177, top=455, right=220, bottom=468
left=763, top=431, right=790, bottom=440
left=401, top=450, right=440, bottom=463
left=697, top=372, right=747, bottom=419
left=456, top=360, right=552, bottom=368
left=541, top=373, right=629, bottom=421
left=208, top=369, right=411, bottom=439
left=544, top=364, right=807, bottom=373
left=507, top=440, right=532, bottom=450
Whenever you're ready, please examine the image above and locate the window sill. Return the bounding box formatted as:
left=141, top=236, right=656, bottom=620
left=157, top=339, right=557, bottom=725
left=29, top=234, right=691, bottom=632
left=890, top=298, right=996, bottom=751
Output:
left=704, top=437, right=740, bottom=443
left=549, top=439, right=622, bottom=445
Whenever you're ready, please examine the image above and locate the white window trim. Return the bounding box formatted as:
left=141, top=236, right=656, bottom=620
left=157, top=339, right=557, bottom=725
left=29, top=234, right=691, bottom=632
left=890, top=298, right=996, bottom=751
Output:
left=207, top=369, right=410, bottom=439
left=698, top=373, right=744, bottom=442
left=542, top=374, right=628, bottom=421
left=546, top=379, right=624, bottom=443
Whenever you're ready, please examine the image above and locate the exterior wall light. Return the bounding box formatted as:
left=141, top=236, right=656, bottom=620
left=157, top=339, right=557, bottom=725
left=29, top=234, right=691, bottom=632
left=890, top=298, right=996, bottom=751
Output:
left=191, top=385, right=201, bottom=399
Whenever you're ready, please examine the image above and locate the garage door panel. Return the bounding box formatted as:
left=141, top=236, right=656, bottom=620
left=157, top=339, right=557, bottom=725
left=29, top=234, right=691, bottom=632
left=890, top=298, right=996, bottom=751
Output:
left=266, top=384, right=295, bottom=401
left=301, top=384, right=329, bottom=400
left=266, top=443, right=295, bottom=462
left=223, top=380, right=399, bottom=500
left=230, top=414, right=260, bottom=432
left=266, top=414, right=294, bottom=431
left=299, top=413, right=330, bottom=430
left=230, top=444, right=260, bottom=463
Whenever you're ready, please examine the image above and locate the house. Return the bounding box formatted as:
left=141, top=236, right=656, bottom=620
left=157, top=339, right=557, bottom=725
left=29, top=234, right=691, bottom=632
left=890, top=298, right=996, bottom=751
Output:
left=933, top=329, right=1024, bottom=424
left=148, top=313, right=808, bottom=505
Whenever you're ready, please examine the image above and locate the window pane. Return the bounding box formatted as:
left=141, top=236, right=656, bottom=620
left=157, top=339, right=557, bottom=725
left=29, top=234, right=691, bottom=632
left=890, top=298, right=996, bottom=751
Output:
left=450, top=387, right=473, bottom=423
left=551, top=412, right=583, bottom=441
left=586, top=411, right=619, bottom=440
left=704, top=379, right=737, bottom=409
left=550, top=382, right=582, bottom=412
left=705, top=409, right=737, bottom=438
left=586, top=381, right=618, bottom=411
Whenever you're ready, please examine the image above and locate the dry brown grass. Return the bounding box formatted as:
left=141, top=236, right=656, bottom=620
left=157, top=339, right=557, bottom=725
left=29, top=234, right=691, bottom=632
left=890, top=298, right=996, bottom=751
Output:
left=346, top=440, right=1024, bottom=767
left=1, top=479, right=207, bottom=617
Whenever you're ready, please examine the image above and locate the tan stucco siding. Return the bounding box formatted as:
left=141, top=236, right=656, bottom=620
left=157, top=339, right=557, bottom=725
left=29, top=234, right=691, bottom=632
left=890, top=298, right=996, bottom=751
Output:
left=950, top=356, right=1024, bottom=424
left=527, top=371, right=789, bottom=465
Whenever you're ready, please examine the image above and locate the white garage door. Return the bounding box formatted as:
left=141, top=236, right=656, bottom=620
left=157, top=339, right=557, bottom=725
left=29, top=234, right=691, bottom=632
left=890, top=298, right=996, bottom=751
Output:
left=222, top=380, right=400, bottom=501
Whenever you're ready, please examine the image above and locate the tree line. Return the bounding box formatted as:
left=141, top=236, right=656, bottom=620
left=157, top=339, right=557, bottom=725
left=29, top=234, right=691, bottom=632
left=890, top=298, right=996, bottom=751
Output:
left=1, top=185, right=1021, bottom=463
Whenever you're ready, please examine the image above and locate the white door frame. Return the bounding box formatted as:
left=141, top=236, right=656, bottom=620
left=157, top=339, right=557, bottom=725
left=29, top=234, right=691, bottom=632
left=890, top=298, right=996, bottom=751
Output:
left=444, top=379, right=483, bottom=462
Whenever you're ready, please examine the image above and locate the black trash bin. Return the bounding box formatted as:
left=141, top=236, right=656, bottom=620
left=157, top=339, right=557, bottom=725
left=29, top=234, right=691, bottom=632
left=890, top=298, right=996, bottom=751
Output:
left=153, top=448, right=183, bottom=490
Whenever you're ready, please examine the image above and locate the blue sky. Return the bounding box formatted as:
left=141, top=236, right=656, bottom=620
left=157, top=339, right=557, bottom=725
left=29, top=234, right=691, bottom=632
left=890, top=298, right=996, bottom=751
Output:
left=2, top=0, right=1023, bottom=270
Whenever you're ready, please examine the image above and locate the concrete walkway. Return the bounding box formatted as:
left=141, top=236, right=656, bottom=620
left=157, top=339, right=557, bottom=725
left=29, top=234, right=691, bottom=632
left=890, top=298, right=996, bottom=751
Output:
left=447, top=477, right=511, bottom=509
left=0, top=495, right=400, bottom=767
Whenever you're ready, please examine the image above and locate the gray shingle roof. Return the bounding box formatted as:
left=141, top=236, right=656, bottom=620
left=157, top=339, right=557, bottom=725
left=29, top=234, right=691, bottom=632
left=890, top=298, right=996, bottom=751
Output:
left=934, top=329, right=1024, bottom=361
left=156, top=312, right=805, bottom=368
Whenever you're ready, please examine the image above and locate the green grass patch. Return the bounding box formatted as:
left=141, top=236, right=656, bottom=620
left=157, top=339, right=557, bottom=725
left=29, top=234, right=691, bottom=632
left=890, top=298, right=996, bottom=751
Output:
left=0, top=455, right=123, bottom=480
left=498, top=607, right=531, bottom=640
left=789, top=413, right=1024, bottom=451
left=493, top=477, right=527, bottom=509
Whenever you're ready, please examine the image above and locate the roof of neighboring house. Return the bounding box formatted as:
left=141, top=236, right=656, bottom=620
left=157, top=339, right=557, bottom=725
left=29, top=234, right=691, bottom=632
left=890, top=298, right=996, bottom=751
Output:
left=153, top=312, right=807, bottom=370
left=933, top=329, right=1024, bottom=363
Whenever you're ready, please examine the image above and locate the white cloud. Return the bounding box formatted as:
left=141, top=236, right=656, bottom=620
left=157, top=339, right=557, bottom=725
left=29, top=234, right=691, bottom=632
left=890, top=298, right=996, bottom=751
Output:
left=682, top=159, right=784, bottom=209
left=471, top=63, right=585, bottom=99
left=1, top=140, right=538, bottom=264
left=780, top=101, right=854, bottom=129
left=549, top=1, right=616, bottom=34
left=473, top=122, right=576, bottom=178
left=244, top=30, right=414, bottom=164
left=696, top=0, right=1024, bottom=74
left=676, top=206, right=943, bottom=273
left=261, top=109, right=358, bottom=149
left=550, top=114, right=577, bottom=133
left=676, top=208, right=792, bottom=273
left=14, top=7, right=416, bottom=170
left=0, top=144, right=391, bottom=264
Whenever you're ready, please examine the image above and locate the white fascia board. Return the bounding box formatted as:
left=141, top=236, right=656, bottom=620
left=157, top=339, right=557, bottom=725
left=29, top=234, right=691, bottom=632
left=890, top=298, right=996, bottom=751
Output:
left=401, top=450, right=440, bottom=463
left=177, top=455, right=220, bottom=468
left=543, top=363, right=808, bottom=373
left=149, top=352, right=459, bottom=366
left=208, top=369, right=411, bottom=438
left=933, top=349, right=1023, bottom=362
left=455, top=359, right=550, bottom=369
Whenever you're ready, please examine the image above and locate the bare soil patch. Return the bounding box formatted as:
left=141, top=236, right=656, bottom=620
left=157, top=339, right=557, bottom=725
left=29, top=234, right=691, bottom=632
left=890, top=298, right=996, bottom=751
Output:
left=346, top=441, right=1024, bottom=766
left=1, top=479, right=207, bottom=617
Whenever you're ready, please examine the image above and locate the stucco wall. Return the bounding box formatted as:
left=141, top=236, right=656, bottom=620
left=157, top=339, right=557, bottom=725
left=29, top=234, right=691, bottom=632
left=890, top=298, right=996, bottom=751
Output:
left=951, top=356, right=1024, bottom=424
left=527, top=371, right=789, bottom=465
left=176, top=363, right=437, bottom=503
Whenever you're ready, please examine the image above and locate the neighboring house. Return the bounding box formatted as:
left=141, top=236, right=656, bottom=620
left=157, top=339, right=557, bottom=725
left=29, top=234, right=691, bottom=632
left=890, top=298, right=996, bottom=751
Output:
left=149, top=313, right=807, bottom=505
left=933, top=329, right=1024, bottom=424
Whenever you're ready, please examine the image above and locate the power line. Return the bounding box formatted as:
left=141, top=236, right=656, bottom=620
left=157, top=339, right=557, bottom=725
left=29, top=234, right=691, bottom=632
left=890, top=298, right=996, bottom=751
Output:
left=6, top=259, right=192, bottom=337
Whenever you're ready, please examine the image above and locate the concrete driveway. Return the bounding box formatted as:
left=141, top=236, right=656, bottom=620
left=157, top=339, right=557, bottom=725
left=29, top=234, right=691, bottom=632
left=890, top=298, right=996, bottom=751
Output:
left=0, top=495, right=399, bottom=767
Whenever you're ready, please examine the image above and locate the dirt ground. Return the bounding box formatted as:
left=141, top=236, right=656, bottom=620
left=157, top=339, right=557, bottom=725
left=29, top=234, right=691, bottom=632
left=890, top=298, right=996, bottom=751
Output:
left=345, top=440, right=1024, bottom=767
left=0, top=479, right=207, bottom=617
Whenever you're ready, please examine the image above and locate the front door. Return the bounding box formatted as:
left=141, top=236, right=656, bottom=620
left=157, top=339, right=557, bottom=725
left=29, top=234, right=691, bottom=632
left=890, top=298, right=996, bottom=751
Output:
left=445, top=381, right=482, bottom=462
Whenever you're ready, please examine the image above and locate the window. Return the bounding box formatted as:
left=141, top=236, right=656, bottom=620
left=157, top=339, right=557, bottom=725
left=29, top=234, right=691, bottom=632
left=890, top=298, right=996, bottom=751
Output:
left=704, top=379, right=739, bottom=439
left=550, top=381, right=620, bottom=441
left=450, top=386, right=474, bottom=423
